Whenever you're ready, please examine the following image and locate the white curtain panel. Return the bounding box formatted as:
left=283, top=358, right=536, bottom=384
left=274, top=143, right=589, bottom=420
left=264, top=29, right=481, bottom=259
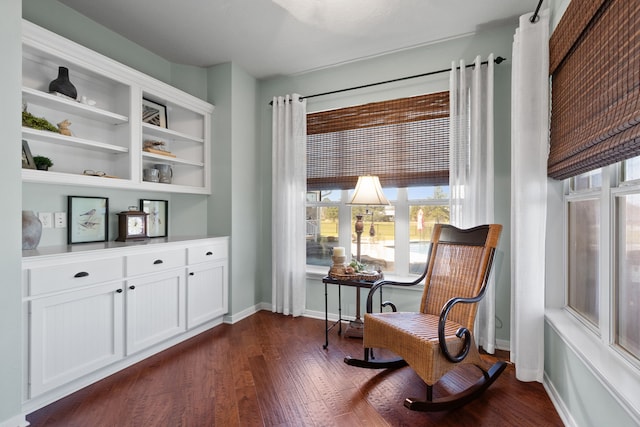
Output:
left=510, top=9, right=549, bottom=382
left=449, top=54, right=496, bottom=353
left=271, top=94, right=307, bottom=316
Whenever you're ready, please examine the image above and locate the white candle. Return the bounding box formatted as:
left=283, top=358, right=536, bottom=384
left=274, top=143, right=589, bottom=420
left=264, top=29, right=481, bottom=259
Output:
left=333, top=247, right=345, bottom=257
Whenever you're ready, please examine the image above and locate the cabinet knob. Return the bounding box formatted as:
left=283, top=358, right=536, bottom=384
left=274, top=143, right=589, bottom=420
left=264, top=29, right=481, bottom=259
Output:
left=189, top=272, right=195, bottom=276
left=116, top=289, right=123, bottom=293
left=153, top=259, right=163, bottom=265
left=74, top=271, right=89, bottom=278
left=206, top=251, right=213, bottom=256
left=129, top=285, right=136, bottom=290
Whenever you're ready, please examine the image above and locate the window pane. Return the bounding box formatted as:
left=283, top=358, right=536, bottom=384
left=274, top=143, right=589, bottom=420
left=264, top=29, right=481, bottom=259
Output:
left=616, top=194, right=640, bottom=359
left=571, top=169, right=602, bottom=192
left=623, top=156, right=640, bottom=182
left=306, top=206, right=339, bottom=266
left=351, top=206, right=394, bottom=272
left=409, top=203, right=450, bottom=274
left=408, top=185, right=450, bottom=200
left=568, top=199, right=600, bottom=325
left=307, top=189, right=341, bottom=202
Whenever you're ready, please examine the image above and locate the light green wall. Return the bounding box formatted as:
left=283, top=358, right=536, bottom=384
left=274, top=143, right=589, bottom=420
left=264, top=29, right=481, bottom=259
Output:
left=257, top=23, right=516, bottom=344
left=545, top=324, right=637, bottom=426
left=0, top=1, right=24, bottom=425
left=207, top=63, right=261, bottom=316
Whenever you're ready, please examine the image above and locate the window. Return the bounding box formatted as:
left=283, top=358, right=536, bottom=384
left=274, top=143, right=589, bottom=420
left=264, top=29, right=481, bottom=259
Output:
left=306, top=186, right=449, bottom=277
left=306, top=92, right=450, bottom=276
left=306, top=190, right=340, bottom=267
left=566, top=156, right=640, bottom=363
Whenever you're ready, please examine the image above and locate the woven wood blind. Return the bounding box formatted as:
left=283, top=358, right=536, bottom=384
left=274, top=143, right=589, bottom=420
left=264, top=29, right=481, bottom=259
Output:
left=307, top=92, right=449, bottom=190
left=548, top=0, right=640, bottom=179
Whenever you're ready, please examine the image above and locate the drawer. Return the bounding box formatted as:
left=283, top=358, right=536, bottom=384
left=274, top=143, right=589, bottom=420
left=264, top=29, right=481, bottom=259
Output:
left=126, top=248, right=185, bottom=276
left=187, top=240, right=228, bottom=264
left=28, top=257, right=123, bottom=296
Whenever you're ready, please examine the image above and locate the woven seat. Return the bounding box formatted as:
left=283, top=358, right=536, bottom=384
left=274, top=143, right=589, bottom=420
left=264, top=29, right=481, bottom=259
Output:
left=345, top=224, right=505, bottom=412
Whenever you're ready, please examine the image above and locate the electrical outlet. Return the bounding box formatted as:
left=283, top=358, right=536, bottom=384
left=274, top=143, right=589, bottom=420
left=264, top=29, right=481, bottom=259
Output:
left=54, top=212, right=67, bottom=228
left=38, top=212, right=53, bottom=229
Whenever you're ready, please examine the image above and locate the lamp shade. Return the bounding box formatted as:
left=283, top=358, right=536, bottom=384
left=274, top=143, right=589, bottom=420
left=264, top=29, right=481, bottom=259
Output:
left=348, top=175, right=390, bottom=206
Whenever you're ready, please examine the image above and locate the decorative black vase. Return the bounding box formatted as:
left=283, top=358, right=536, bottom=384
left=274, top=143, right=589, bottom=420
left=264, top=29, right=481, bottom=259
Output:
left=49, top=66, right=77, bottom=100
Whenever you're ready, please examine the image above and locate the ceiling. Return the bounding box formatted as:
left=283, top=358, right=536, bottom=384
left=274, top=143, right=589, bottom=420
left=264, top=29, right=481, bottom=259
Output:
left=58, top=0, right=536, bottom=79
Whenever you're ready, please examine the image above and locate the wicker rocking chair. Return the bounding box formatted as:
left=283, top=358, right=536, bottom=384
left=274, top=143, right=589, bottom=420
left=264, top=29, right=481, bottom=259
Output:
left=344, top=223, right=505, bottom=411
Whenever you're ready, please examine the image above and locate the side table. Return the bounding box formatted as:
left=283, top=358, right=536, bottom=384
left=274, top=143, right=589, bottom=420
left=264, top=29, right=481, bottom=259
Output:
left=321, top=275, right=382, bottom=349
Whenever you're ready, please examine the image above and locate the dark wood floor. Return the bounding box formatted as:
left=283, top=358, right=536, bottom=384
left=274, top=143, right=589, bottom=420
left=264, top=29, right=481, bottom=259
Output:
left=27, top=311, right=563, bottom=426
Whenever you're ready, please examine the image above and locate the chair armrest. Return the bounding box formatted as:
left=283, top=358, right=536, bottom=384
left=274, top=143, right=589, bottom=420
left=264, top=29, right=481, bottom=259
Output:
left=365, top=277, right=424, bottom=313
left=437, top=295, right=483, bottom=363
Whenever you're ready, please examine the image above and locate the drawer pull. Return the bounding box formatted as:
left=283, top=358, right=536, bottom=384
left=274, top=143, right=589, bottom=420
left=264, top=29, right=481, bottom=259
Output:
left=74, top=271, right=89, bottom=278
left=206, top=251, right=213, bottom=256
left=189, top=272, right=195, bottom=276
left=116, top=289, right=123, bottom=293
left=129, top=285, right=136, bottom=290
left=153, top=259, right=163, bottom=265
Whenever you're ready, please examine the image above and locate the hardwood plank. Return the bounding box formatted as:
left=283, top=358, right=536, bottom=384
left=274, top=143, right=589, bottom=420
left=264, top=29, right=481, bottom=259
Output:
left=27, top=311, right=563, bottom=427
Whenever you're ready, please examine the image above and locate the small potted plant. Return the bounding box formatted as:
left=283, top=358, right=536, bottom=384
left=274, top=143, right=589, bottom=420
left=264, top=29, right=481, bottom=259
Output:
left=33, top=155, right=53, bottom=171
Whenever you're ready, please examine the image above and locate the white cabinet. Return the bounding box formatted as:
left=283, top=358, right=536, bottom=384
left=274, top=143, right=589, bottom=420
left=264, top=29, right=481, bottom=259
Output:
left=126, top=269, right=186, bottom=355
left=22, top=237, right=228, bottom=410
left=29, top=281, right=125, bottom=397
left=187, top=260, right=228, bottom=328
left=21, top=20, right=213, bottom=194
left=186, top=240, right=229, bottom=328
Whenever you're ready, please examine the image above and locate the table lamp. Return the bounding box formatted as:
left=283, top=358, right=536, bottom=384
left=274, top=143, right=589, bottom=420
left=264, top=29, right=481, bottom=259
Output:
left=348, top=175, right=390, bottom=262
left=345, top=175, right=389, bottom=337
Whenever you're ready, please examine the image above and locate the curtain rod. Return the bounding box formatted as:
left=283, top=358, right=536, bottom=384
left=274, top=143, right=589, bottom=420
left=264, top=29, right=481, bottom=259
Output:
left=269, top=56, right=506, bottom=105
left=530, top=0, right=544, bottom=23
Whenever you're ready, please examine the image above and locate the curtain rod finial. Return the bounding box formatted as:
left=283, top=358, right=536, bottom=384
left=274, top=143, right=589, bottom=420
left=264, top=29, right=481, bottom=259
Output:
left=495, top=56, right=506, bottom=64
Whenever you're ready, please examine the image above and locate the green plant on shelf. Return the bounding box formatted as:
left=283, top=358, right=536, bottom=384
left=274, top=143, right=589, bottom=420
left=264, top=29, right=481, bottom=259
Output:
left=22, top=110, right=60, bottom=133
left=32, top=155, right=53, bottom=171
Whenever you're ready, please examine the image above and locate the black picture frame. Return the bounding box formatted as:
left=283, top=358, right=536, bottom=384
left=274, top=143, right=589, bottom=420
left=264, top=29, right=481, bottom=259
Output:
left=67, top=196, right=109, bottom=244
left=22, top=140, right=36, bottom=169
left=140, top=199, right=168, bottom=238
left=142, top=98, right=167, bottom=128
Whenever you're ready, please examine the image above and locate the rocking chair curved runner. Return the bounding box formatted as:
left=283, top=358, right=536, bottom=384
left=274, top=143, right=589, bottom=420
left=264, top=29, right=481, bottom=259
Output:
left=344, top=224, right=505, bottom=412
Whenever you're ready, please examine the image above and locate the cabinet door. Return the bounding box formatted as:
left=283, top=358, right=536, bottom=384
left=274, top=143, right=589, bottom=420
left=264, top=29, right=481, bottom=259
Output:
left=125, top=269, right=186, bottom=355
left=186, top=260, right=228, bottom=329
left=29, top=282, right=125, bottom=397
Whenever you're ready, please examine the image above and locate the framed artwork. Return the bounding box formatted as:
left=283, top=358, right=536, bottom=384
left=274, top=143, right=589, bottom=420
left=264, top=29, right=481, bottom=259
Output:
left=140, top=199, right=168, bottom=238
left=142, top=98, right=167, bottom=128
left=68, top=196, right=109, bottom=244
left=22, top=140, right=36, bottom=169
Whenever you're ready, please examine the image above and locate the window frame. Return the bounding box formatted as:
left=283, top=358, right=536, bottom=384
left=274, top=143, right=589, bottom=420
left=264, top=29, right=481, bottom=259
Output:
left=547, top=160, right=640, bottom=420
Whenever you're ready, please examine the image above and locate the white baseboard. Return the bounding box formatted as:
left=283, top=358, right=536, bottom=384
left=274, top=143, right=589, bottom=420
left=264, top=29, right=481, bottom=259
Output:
left=0, top=414, right=28, bottom=427
left=223, top=303, right=266, bottom=324
left=544, top=372, right=578, bottom=427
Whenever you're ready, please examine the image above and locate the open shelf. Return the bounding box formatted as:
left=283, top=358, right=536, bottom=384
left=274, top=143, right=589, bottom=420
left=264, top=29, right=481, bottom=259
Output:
left=142, top=123, right=204, bottom=144
left=22, top=87, right=129, bottom=125
left=22, top=127, right=129, bottom=154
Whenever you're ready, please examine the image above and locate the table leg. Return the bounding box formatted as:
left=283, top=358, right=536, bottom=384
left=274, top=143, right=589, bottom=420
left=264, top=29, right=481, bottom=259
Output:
left=338, top=284, right=342, bottom=335
left=323, top=281, right=328, bottom=349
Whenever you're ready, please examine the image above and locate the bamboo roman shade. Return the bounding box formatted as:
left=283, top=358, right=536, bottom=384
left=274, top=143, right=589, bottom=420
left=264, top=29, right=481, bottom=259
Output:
left=548, top=0, right=640, bottom=179
left=307, top=92, right=449, bottom=190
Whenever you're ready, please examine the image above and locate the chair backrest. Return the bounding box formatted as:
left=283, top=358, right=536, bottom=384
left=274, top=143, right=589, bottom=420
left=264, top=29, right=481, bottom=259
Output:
left=419, top=224, right=502, bottom=331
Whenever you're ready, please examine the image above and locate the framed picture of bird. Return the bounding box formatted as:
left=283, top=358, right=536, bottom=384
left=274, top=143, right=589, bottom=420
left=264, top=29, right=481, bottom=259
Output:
left=67, top=195, right=109, bottom=244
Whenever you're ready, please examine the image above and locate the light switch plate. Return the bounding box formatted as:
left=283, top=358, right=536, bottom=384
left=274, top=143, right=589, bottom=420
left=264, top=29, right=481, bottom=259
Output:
left=54, top=212, right=67, bottom=228
left=38, top=212, right=53, bottom=229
